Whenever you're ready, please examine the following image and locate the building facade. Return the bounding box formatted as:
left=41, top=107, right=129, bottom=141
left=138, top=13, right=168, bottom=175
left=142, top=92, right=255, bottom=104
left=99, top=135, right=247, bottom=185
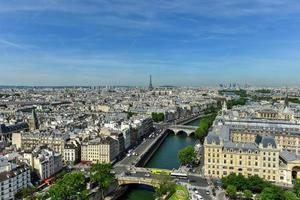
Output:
left=24, top=147, right=63, bottom=181
left=0, top=157, right=31, bottom=200
left=81, top=136, right=119, bottom=163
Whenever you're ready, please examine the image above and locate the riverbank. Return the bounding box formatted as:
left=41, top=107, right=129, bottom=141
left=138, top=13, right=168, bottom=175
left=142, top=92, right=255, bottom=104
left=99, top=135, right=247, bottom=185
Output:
left=117, top=117, right=202, bottom=200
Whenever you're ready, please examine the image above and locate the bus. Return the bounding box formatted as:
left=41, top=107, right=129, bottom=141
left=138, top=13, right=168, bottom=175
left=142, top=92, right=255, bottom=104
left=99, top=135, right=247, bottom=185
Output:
left=170, top=172, right=188, bottom=179
left=150, top=169, right=171, bottom=175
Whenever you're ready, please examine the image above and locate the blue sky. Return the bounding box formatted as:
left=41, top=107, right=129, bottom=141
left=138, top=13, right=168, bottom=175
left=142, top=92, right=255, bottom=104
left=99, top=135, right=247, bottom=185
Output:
left=1, top=0, right=300, bottom=86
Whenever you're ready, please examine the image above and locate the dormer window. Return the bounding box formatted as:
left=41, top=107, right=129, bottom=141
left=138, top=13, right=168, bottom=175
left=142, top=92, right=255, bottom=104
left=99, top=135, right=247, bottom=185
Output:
left=268, top=143, right=272, bottom=148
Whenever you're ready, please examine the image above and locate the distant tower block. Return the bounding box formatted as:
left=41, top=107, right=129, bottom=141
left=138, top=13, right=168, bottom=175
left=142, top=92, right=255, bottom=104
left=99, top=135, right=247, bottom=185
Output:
left=149, top=75, right=153, bottom=91
left=284, top=88, right=289, bottom=108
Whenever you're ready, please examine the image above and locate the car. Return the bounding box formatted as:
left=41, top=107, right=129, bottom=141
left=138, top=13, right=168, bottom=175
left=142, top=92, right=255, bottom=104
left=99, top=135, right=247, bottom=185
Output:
left=144, top=173, right=150, bottom=177
left=195, top=190, right=199, bottom=194
left=206, top=190, right=210, bottom=195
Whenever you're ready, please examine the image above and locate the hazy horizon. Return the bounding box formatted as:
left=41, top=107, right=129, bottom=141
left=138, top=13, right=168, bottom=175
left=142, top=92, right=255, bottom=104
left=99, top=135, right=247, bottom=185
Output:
left=1, top=1, right=300, bottom=86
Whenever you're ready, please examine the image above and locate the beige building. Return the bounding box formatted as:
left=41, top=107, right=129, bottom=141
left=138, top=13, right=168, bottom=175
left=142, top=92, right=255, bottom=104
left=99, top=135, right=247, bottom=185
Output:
left=204, top=131, right=281, bottom=183
left=24, top=146, right=63, bottom=181
left=255, top=108, right=294, bottom=121
left=12, top=131, right=69, bottom=156
left=81, top=136, right=119, bottom=163
left=204, top=100, right=300, bottom=186
left=97, top=105, right=110, bottom=112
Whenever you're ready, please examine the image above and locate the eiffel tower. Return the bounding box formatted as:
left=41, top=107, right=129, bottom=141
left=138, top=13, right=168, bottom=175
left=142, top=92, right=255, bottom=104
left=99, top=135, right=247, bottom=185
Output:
left=149, top=75, right=153, bottom=91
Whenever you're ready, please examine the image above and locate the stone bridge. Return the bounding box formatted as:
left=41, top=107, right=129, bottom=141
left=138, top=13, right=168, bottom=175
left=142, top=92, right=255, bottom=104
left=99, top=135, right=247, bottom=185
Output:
left=167, top=125, right=198, bottom=136
left=118, top=176, right=157, bottom=187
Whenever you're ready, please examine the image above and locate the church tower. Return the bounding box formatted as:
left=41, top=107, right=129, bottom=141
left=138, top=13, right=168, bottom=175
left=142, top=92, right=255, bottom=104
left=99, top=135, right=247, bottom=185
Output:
left=29, top=109, right=39, bottom=130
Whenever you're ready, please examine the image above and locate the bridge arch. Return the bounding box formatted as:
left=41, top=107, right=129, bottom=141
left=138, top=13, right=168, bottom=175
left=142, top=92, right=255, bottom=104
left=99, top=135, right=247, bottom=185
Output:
left=165, top=129, right=176, bottom=135
left=189, top=132, right=195, bottom=137
left=176, top=130, right=188, bottom=136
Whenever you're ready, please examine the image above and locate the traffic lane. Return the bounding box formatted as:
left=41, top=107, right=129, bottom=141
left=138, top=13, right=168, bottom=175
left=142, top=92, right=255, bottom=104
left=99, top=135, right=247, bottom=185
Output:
left=188, top=176, right=209, bottom=187
left=117, top=138, right=155, bottom=165
left=116, top=129, right=164, bottom=166
left=198, top=189, right=212, bottom=200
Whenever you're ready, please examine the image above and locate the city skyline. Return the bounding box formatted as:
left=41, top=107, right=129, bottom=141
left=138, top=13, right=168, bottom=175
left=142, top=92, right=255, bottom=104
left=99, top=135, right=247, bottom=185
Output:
left=1, top=1, right=300, bottom=86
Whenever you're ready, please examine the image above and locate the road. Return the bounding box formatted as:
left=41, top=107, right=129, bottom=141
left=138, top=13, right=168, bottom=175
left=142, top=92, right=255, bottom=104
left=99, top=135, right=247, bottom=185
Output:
left=119, top=168, right=213, bottom=200
left=113, top=112, right=221, bottom=199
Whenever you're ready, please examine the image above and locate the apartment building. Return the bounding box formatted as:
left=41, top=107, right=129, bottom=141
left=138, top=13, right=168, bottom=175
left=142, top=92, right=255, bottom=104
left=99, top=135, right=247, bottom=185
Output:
left=23, top=146, right=63, bottom=181
left=12, top=130, right=69, bottom=156
left=81, top=136, right=119, bottom=163
left=0, top=157, right=31, bottom=200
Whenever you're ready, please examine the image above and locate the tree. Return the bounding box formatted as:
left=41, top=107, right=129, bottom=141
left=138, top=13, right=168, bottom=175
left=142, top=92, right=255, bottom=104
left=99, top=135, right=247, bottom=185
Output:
left=226, top=185, right=237, bottom=199
left=126, top=111, right=137, bottom=119
left=260, top=187, right=275, bottom=200
left=195, top=114, right=217, bottom=142
left=246, top=175, right=269, bottom=194
left=294, top=179, right=300, bottom=197
left=178, top=145, right=196, bottom=166
left=244, top=190, right=253, bottom=200
left=151, top=112, right=165, bottom=122
left=90, top=163, right=115, bottom=200
left=283, top=191, right=299, bottom=200
left=48, top=172, right=87, bottom=200
left=221, top=174, right=269, bottom=194
left=153, top=174, right=176, bottom=198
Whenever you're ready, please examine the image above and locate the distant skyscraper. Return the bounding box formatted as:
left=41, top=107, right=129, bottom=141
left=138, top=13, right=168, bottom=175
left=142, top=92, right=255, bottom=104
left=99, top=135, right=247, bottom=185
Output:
left=284, top=88, right=289, bottom=108
left=149, top=75, right=153, bottom=91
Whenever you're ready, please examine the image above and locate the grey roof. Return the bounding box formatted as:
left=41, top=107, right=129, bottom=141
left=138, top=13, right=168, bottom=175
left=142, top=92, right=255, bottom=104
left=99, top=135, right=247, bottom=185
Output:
left=211, top=125, right=230, bottom=141
left=280, top=150, right=300, bottom=162
left=0, top=122, right=28, bottom=134
left=255, top=135, right=277, bottom=148
left=224, top=141, right=258, bottom=152
left=206, top=134, right=221, bottom=145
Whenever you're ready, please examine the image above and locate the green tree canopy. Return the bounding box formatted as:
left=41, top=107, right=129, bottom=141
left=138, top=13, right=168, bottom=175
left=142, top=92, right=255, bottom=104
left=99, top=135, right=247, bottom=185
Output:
left=178, top=145, right=196, bottom=166
left=90, top=163, right=115, bottom=199
left=284, top=191, right=300, bottom=200
left=195, top=114, right=217, bottom=142
left=260, top=187, right=276, bottom=200
left=48, top=172, right=87, bottom=200
left=151, top=112, right=165, bottom=122
left=244, top=190, right=253, bottom=200
left=294, top=179, right=300, bottom=197
left=226, top=185, right=237, bottom=199
left=153, top=174, right=176, bottom=198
